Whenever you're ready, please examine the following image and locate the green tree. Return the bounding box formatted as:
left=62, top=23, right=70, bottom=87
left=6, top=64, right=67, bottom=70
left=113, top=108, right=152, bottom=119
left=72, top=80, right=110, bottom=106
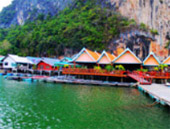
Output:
left=105, top=65, right=114, bottom=72
left=115, top=65, right=125, bottom=71
left=0, top=0, right=144, bottom=56
left=94, top=66, right=102, bottom=70
left=0, top=40, right=12, bottom=54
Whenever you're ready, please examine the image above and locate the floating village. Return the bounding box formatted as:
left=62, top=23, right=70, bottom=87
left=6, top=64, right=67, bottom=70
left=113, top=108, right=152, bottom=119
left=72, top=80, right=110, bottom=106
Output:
left=1, top=47, right=170, bottom=107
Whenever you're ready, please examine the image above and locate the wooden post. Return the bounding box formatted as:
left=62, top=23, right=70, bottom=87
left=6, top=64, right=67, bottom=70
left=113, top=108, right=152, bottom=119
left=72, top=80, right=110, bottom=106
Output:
left=106, top=76, right=108, bottom=81
left=161, top=79, right=164, bottom=84
left=121, top=77, right=123, bottom=82
left=140, top=65, right=143, bottom=70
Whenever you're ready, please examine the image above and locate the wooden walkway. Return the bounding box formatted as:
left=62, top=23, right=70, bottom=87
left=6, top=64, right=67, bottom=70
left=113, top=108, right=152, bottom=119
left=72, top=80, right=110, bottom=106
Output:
left=44, top=78, right=137, bottom=87
left=139, top=84, right=170, bottom=106
left=127, top=72, right=152, bottom=85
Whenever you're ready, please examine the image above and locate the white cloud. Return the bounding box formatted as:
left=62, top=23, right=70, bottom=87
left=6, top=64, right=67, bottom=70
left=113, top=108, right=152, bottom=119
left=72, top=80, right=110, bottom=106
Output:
left=0, top=0, right=13, bottom=12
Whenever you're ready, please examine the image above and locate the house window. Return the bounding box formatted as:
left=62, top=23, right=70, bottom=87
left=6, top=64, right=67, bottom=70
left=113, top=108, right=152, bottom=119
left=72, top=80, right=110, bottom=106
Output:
left=4, top=62, right=8, bottom=66
left=46, top=66, right=50, bottom=69
left=12, top=63, right=17, bottom=67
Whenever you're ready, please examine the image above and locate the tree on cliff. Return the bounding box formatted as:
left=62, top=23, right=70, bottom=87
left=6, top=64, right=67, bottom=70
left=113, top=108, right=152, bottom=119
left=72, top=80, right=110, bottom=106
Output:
left=0, top=0, right=138, bottom=56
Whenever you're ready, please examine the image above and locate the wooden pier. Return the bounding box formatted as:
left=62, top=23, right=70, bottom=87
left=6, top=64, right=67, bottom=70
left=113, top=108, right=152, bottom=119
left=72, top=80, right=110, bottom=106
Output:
left=139, top=84, right=170, bottom=106
left=5, top=74, right=137, bottom=87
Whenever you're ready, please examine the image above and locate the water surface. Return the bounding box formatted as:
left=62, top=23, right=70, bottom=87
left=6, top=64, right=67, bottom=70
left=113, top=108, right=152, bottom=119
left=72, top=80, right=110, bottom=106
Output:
left=0, top=77, right=169, bottom=129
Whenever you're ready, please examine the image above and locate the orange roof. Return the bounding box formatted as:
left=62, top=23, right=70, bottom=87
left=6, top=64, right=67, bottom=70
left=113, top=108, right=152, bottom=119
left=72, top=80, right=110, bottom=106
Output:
left=73, top=48, right=100, bottom=62
left=163, top=56, right=170, bottom=65
left=97, top=51, right=116, bottom=64
left=113, top=48, right=142, bottom=64
left=86, top=49, right=100, bottom=61
left=106, top=52, right=116, bottom=61
left=143, top=52, right=160, bottom=66
left=95, top=51, right=101, bottom=57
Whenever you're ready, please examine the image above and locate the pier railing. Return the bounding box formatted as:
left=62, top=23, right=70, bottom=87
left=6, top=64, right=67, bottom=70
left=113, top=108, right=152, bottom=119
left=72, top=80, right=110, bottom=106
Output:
left=134, top=71, right=170, bottom=79
left=129, top=71, right=152, bottom=85
left=146, top=72, right=170, bottom=79
left=62, top=68, right=127, bottom=77
left=62, top=68, right=170, bottom=81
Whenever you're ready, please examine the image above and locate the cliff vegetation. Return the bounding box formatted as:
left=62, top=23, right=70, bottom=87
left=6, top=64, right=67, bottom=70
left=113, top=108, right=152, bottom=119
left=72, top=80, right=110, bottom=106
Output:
left=0, top=0, right=139, bottom=56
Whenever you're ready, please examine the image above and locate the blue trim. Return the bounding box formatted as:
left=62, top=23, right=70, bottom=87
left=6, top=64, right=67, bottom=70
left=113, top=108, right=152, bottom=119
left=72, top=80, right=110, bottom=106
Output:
left=143, top=52, right=160, bottom=66
left=73, top=48, right=96, bottom=62
left=114, top=63, right=141, bottom=64
left=72, top=48, right=86, bottom=61
left=97, top=50, right=106, bottom=63
left=162, top=56, right=170, bottom=65
left=75, top=61, right=96, bottom=63
left=112, top=48, right=142, bottom=64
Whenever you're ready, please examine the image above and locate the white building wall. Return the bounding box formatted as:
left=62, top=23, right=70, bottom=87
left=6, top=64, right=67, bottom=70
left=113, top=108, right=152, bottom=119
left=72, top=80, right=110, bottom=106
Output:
left=3, top=57, right=16, bottom=70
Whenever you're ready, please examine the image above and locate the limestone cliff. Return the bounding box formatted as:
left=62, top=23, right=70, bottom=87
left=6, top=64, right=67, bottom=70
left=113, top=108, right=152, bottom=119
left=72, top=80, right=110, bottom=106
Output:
left=0, top=0, right=73, bottom=27
left=0, top=0, right=169, bottom=58
left=108, top=0, right=170, bottom=54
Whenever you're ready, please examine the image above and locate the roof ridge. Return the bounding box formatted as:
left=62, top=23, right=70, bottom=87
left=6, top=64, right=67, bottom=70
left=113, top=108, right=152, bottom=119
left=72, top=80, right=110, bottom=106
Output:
left=113, top=48, right=142, bottom=64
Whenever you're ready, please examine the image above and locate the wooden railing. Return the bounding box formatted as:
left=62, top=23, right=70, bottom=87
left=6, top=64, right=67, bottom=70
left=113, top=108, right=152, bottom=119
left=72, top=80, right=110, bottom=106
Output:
left=146, top=72, right=170, bottom=79
left=62, top=68, right=127, bottom=77
left=134, top=71, right=170, bottom=79
left=62, top=68, right=170, bottom=80
left=129, top=71, right=152, bottom=85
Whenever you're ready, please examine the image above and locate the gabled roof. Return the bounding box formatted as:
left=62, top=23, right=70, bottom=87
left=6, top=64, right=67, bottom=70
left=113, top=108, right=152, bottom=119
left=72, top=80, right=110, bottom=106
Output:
left=143, top=52, right=160, bottom=66
left=61, top=57, right=73, bottom=62
left=86, top=49, right=100, bottom=61
left=54, top=61, right=74, bottom=66
left=4, top=54, right=32, bottom=64
left=94, top=51, right=101, bottom=56
left=0, top=56, right=5, bottom=63
left=113, top=48, right=142, bottom=64
left=107, top=52, right=116, bottom=61
left=73, top=48, right=100, bottom=63
left=39, top=57, right=60, bottom=66
left=163, top=56, right=170, bottom=65
left=27, top=56, right=42, bottom=65
left=97, top=50, right=116, bottom=64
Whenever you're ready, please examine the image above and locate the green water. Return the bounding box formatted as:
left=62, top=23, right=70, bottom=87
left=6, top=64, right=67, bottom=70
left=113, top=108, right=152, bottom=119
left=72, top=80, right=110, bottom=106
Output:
left=0, top=78, right=170, bottom=129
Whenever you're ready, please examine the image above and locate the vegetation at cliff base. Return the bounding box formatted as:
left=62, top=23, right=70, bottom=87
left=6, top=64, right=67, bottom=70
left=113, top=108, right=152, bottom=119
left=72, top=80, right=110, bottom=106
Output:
left=0, top=0, right=137, bottom=56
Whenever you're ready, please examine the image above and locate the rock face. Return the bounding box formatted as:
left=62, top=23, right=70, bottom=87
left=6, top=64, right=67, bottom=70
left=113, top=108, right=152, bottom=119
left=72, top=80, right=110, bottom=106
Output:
left=0, top=0, right=73, bottom=27
left=108, top=0, right=170, bottom=54
left=0, top=0, right=169, bottom=58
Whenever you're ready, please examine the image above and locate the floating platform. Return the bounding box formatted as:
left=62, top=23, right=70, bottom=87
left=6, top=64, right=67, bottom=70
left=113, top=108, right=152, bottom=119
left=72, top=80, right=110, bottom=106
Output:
left=138, top=84, right=170, bottom=106
left=5, top=75, right=137, bottom=87
left=44, top=78, right=137, bottom=87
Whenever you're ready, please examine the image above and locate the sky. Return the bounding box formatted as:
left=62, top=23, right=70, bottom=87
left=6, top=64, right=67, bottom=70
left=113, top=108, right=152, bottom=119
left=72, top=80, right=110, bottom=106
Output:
left=0, top=0, right=13, bottom=12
